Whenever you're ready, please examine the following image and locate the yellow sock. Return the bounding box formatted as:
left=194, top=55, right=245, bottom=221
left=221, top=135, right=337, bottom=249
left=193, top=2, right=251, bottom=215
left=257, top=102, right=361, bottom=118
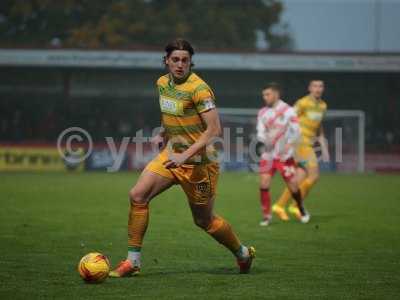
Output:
left=276, top=187, right=292, bottom=208
left=128, top=202, right=149, bottom=249
left=206, top=215, right=241, bottom=254
left=299, top=178, right=315, bottom=199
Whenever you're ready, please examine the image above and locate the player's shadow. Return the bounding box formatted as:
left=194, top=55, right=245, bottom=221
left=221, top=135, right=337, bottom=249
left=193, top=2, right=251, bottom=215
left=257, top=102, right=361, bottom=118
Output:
left=142, top=266, right=267, bottom=277
left=204, top=266, right=267, bottom=276
left=306, top=214, right=336, bottom=224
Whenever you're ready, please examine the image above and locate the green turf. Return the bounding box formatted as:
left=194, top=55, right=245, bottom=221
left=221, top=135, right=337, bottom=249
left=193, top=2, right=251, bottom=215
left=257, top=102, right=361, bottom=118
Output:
left=0, top=172, right=399, bottom=299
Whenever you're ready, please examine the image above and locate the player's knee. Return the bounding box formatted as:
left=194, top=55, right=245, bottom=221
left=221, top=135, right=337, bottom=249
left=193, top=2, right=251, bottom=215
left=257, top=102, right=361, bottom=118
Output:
left=288, top=185, right=299, bottom=194
left=128, top=188, right=147, bottom=204
left=314, top=173, right=320, bottom=183
left=259, top=175, right=271, bottom=189
left=308, top=172, right=319, bottom=184
left=286, top=180, right=299, bottom=194
left=259, top=179, right=270, bottom=190
left=193, top=216, right=211, bottom=230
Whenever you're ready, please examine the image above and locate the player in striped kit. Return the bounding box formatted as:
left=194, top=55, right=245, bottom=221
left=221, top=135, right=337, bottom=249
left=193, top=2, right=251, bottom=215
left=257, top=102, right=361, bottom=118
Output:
left=256, top=83, right=310, bottom=226
left=109, top=39, right=255, bottom=277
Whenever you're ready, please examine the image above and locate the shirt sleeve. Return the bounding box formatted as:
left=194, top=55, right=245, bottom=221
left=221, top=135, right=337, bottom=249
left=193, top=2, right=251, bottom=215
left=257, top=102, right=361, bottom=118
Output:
left=256, top=112, right=267, bottom=143
left=193, top=83, right=216, bottom=113
left=286, top=108, right=300, bottom=144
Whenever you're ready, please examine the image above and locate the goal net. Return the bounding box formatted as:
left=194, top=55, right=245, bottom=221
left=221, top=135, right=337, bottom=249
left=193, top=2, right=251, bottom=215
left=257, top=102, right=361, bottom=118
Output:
left=218, top=108, right=365, bottom=173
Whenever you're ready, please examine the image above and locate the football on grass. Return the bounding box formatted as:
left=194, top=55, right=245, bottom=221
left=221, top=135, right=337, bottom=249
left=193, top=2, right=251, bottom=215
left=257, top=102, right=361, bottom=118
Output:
left=78, top=252, right=110, bottom=283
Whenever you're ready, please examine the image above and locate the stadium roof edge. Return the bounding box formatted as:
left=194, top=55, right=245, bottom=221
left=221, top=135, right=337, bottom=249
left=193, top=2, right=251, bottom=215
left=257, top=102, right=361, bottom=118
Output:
left=0, top=49, right=399, bottom=72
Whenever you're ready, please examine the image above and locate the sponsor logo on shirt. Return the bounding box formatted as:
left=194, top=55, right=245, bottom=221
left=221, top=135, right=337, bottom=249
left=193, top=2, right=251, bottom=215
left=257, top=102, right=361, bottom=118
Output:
left=160, top=96, right=184, bottom=116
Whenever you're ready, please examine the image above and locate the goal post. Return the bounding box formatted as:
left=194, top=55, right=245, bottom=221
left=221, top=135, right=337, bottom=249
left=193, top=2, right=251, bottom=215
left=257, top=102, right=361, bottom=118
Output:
left=324, top=109, right=365, bottom=173
left=218, top=107, right=366, bottom=173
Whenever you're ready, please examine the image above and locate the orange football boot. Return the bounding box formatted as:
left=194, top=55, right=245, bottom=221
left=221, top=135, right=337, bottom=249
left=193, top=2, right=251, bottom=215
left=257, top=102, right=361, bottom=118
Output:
left=109, top=260, right=140, bottom=277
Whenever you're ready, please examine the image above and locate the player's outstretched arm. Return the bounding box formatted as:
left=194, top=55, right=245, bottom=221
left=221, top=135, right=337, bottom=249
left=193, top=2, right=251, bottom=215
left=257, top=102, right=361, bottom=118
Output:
left=163, top=108, right=221, bottom=168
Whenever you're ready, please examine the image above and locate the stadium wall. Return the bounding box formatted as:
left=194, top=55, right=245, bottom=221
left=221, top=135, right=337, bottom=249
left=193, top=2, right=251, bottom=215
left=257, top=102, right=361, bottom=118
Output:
left=1, top=143, right=400, bottom=173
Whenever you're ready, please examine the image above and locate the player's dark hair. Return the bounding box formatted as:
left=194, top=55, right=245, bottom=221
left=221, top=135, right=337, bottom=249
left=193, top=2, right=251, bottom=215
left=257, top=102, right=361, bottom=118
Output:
left=264, top=82, right=281, bottom=94
left=163, top=38, right=195, bottom=67
left=165, top=38, right=194, bottom=57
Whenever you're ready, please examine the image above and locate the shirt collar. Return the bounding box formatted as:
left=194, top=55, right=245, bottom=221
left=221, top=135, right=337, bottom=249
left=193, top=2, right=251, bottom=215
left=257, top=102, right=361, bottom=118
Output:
left=168, top=71, right=192, bottom=87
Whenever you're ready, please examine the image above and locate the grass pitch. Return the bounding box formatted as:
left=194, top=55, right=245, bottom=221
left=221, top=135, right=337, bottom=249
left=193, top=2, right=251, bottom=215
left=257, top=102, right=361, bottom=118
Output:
left=0, top=172, right=399, bottom=299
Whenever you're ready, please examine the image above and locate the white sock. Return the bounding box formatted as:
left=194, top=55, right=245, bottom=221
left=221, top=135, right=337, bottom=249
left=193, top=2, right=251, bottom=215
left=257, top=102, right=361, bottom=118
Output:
left=127, top=251, right=141, bottom=267
left=236, top=245, right=249, bottom=260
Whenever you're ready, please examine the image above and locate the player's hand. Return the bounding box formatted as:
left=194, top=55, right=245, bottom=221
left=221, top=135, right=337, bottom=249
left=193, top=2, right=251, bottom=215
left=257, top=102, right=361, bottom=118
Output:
left=163, top=152, right=189, bottom=169
left=150, top=134, right=165, bottom=149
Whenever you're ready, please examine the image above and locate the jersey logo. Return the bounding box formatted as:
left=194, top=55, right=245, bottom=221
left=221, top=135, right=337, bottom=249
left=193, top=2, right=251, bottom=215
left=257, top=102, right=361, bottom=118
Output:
left=160, top=96, right=184, bottom=116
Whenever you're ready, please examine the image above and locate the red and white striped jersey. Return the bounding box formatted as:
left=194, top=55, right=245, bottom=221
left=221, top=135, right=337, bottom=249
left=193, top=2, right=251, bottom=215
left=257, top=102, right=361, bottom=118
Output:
left=256, top=100, right=300, bottom=161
